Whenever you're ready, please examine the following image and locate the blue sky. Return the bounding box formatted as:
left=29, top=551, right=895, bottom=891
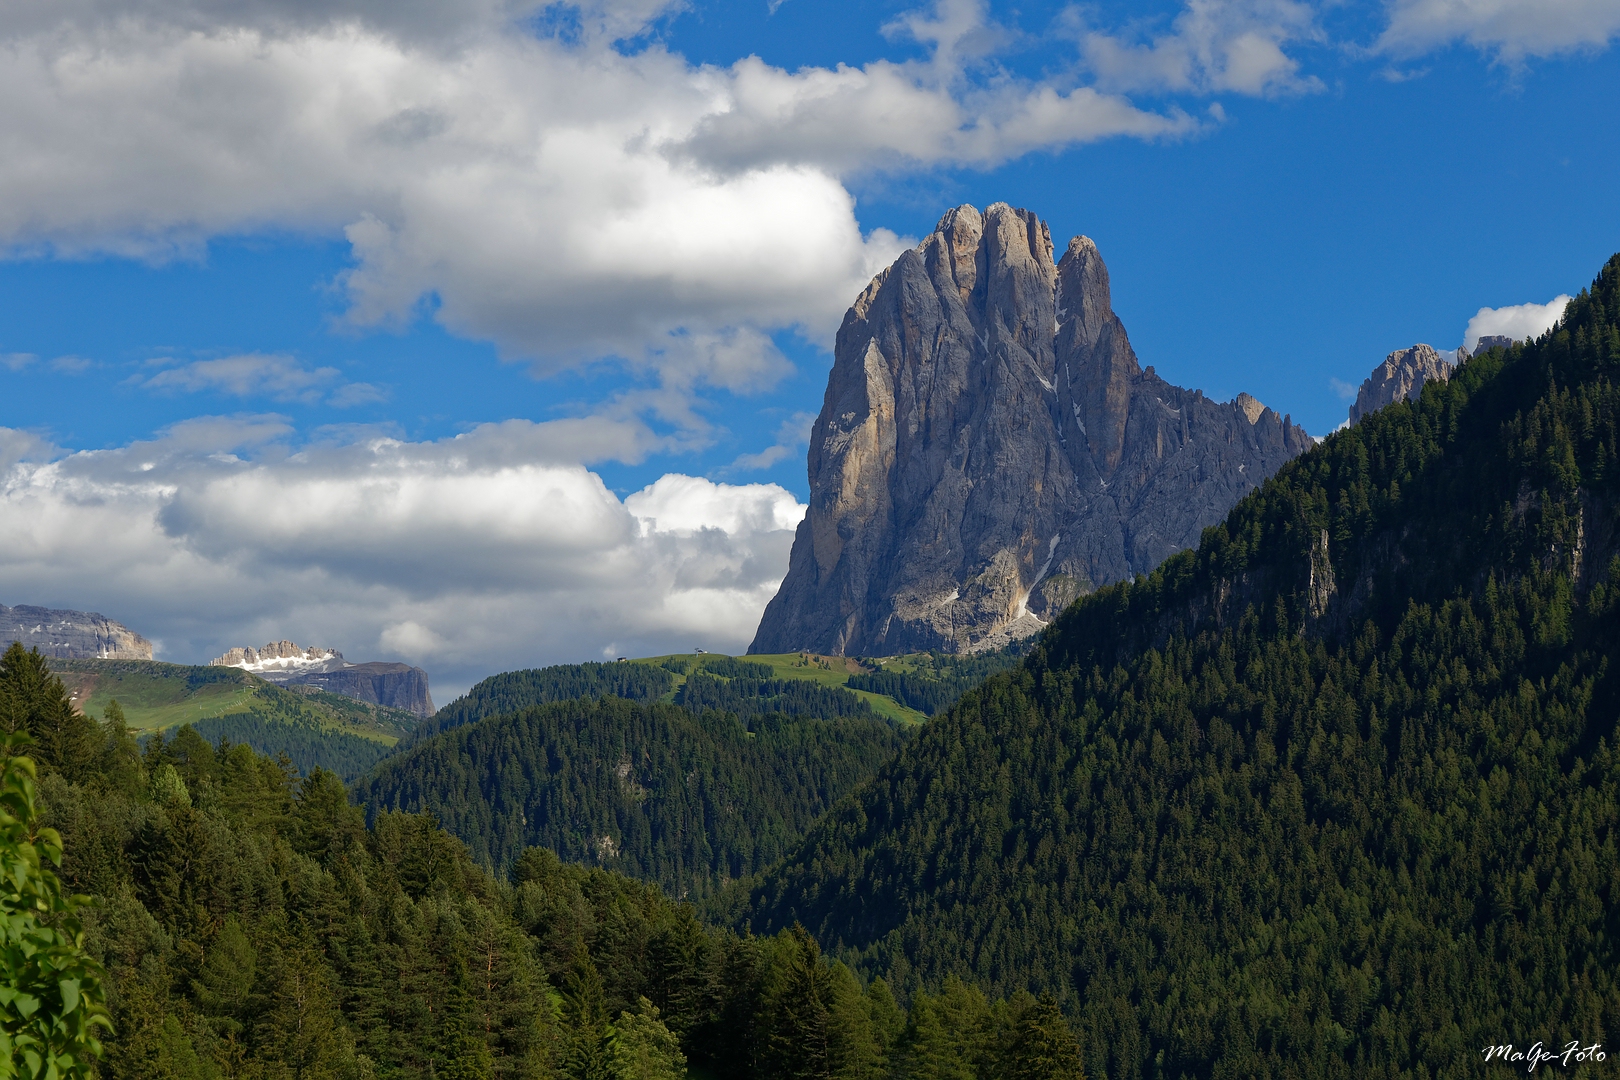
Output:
left=1, top=0, right=1617, bottom=695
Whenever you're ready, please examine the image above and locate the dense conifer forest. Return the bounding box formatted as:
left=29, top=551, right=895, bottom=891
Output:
left=732, top=255, right=1620, bottom=1077
left=354, top=697, right=902, bottom=897
left=2, top=641, right=1083, bottom=1079
left=413, top=662, right=679, bottom=742
left=673, top=674, right=874, bottom=721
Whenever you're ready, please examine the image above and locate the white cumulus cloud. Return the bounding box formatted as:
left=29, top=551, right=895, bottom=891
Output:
left=0, top=422, right=806, bottom=700
left=0, top=0, right=1193, bottom=388
left=1379, top=0, right=1620, bottom=61
left=1073, top=0, right=1324, bottom=97
left=1464, top=294, right=1572, bottom=351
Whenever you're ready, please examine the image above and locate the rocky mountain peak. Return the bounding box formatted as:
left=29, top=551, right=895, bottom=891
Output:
left=1349, top=343, right=1456, bottom=425
left=212, top=641, right=343, bottom=671
left=1472, top=334, right=1516, bottom=354
left=750, top=202, right=1313, bottom=657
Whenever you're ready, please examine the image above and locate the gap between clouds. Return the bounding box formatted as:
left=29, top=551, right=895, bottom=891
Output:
left=0, top=419, right=806, bottom=700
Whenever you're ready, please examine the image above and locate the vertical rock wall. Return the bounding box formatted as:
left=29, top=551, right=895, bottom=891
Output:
left=751, top=202, right=1313, bottom=656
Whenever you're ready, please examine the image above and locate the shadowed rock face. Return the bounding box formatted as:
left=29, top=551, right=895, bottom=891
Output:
left=0, top=603, right=153, bottom=659
left=211, top=640, right=435, bottom=716
left=287, top=662, right=436, bottom=717
left=750, top=202, right=1314, bottom=657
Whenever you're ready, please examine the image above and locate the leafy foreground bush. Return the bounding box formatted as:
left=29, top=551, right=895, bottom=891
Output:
left=5, top=642, right=1083, bottom=1079
left=1, top=735, right=111, bottom=1079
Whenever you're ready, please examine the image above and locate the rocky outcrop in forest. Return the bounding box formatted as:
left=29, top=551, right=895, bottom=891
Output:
left=0, top=603, right=153, bottom=659
left=750, top=202, right=1313, bottom=657
left=1348, top=343, right=1457, bottom=425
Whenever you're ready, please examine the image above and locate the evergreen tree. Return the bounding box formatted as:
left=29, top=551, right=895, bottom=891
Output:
left=561, top=958, right=615, bottom=1080
left=0, top=644, right=99, bottom=781
left=763, top=926, right=834, bottom=1080
left=1002, top=997, right=1084, bottom=1080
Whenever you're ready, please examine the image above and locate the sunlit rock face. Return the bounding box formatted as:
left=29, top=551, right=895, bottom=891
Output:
left=751, top=202, right=1313, bottom=656
left=1350, top=343, right=1456, bottom=426
left=0, top=603, right=153, bottom=659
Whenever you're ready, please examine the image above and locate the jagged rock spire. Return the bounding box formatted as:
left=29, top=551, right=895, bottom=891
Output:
left=751, top=203, right=1312, bottom=657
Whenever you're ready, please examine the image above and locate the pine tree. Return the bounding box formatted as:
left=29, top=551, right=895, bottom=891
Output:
left=560, top=958, right=615, bottom=1080
left=763, top=925, right=833, bottom=1080
left=0, top=644, right=98, bottom=780
left=1002, top=997, right=1084, bottom=1080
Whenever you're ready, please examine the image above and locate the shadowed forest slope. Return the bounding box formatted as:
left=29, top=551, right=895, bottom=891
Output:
left=357, top=697, right=904, bottom=897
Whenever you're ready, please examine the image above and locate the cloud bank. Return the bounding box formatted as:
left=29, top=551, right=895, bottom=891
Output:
left=1464, top=294, right=1573, bottom=351
left=0, top=422, right=805, bottom=700
left=1379, top=0, right=1620, bottom=61
left=0, top=0, right=1201, bottom=386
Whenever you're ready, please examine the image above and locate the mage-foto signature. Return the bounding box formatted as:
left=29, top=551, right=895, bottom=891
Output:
left=1484, top=1042, right=1607, bottom=1072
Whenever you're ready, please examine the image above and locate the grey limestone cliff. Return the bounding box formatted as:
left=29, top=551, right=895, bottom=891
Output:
left=287, top=663, right=435, bottom=717
left=1, top=603, right=153, bottom=659
left=1349, top=343, right=1456, bottom=425
left=212, top=640, right=435, bottom=717
left=750, top=202, right=1313, bottom=657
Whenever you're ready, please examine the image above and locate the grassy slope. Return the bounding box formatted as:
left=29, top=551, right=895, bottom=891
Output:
left=49, top=658, right=414, bottom=744
left=628, top=653, right=930, bottom=726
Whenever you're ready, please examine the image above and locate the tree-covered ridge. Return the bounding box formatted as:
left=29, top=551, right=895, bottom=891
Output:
left=845, top=650, right=1024, bottom=717
left=675, top=674, right=874, bottom=721
left=732, top=255, right=1620, bottom=1078
left=8, top=635, right=1084, bottom=1079
left=355, top=697, right=904, bottom=897
left=181, top=714, right=394, bottom=781
left=414, top=662, right=679, bottom=742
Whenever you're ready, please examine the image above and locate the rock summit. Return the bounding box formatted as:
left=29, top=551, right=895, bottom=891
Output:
left=751, top=202, right=1313, bottom=656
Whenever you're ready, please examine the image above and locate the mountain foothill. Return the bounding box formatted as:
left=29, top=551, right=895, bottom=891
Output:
left=3, top=205, right=1617, bottom=1079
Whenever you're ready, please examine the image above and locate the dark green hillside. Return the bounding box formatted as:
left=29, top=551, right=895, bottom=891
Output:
left=847, top=649, right=1025, bottom=716
left=676, top=672, right=875, bottom=720
left=417, top=654, right=896, bottom=747
left=413, top=660, right=678, bottom=741
left=733, top=255, right=1620, bottom=1078
left=8, top=641, right=1080, bottom=1080
left=356, top=697, right=905, bottom=897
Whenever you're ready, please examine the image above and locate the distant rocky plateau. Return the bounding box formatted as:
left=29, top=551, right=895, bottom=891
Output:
left=211, top=640, right=435, bottom=717
left=751, top=201, right=1313, bottom=657
left=1, top=603, right=153, bottom=660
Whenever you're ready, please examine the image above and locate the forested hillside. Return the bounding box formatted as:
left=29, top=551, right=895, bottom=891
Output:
left=3, top=637, right=1083, bottom=1079
left=846, top=650, right=1025, bottom=716
left=413, top=661, right=677, bottom=741
left=356, top=697, right=903, bottom=897
left=733, top=255, right=1620, bottom=1077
